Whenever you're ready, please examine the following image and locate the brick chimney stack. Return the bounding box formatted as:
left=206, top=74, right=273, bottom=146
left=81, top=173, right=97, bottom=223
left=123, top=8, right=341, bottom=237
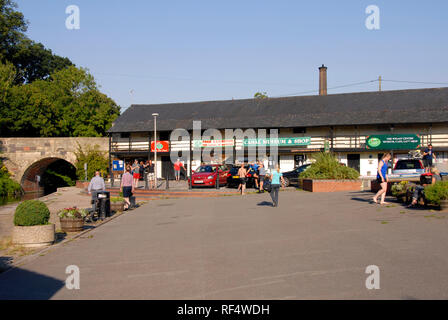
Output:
left=319, top=64, right=327, bottom=96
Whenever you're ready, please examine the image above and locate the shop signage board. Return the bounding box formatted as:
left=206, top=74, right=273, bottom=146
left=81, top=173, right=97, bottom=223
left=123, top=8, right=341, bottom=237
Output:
left=151, top=141, right=170, bottom=152
left=112, top=160, right=124, bottom=171
left=365, top=134, right=421, bottom=150
left=243, top=137, right=311, bottom=147
left=193, top=139, right=235, bottom=148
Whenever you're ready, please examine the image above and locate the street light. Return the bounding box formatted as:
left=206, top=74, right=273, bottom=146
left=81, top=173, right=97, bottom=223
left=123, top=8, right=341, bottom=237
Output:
left=152, top=113, right=159, bottom=189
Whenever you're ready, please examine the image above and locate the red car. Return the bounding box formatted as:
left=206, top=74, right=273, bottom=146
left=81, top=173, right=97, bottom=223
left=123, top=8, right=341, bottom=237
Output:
left=189, top=164, right=230, bottom=187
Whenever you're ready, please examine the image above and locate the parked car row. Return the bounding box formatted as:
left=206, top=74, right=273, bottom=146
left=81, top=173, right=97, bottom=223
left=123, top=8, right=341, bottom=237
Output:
left=188, top=163, right=311, bottom=188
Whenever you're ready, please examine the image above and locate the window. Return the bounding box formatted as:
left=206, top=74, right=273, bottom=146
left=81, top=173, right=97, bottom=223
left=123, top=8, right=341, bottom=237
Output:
left=293, top=127, right=307, bottom=134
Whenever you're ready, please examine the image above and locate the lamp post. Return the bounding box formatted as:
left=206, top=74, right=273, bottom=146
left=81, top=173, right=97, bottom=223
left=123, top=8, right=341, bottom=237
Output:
left=152, top=113, right=159, bottom=189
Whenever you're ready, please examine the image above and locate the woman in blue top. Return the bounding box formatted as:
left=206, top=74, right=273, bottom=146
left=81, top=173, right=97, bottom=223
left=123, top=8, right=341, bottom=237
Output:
left=373, top=153, right=391, bottom=205
left=269, top=165, right=285, bottom=207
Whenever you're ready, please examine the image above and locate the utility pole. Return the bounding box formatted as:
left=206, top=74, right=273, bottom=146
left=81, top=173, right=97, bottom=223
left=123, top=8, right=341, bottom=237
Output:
left=378, top=76, right=382, bottom=92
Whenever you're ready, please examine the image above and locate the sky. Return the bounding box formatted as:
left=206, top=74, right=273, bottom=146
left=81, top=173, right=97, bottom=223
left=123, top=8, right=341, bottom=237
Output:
left=15, top=0, right=448, bottom=111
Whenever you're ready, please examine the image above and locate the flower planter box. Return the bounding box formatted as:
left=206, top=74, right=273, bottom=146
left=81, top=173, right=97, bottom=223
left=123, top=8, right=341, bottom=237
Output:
left=60, top=218, right=84, bottom=232
left=110, top=201, right=125, bottom=212
left=301, top=179, right=362, bottom=192
left=12, top=224, right=55, bottom=248
left=440, top=200, right=448, bottom=211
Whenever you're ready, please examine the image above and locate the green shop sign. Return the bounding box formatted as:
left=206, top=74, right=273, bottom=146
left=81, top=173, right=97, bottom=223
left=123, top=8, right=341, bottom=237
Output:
left=366, top=134, right=421, bottom=150
left=243, top=137, right=311, bottom=147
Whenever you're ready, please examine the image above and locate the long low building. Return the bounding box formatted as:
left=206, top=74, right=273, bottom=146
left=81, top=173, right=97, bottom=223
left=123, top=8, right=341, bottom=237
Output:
left=108, top=86, right=448, bottom=179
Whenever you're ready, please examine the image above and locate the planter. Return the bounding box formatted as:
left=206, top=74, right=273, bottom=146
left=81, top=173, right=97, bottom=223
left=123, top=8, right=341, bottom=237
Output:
left=301, top=179, right=362, bottom=192
left=12, top=224, right=55, bottom=248
left=440, top=200, right=448, bottom=211
left=110, top=201, right=125, bottom=212
left=60, top=217, right=84, bottom=232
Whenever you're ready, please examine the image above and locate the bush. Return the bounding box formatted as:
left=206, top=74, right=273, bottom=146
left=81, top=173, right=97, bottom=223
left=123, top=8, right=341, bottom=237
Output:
left=391, top=181, right=410, bottom=197
left=110, top=196, right=124, bottom=203
left=75, top=143, right=109, bottom=181
left=424, top=181, right=448, bottom=205
left=0, top=161, right=23, bottom=198
left=299, top=152, right=360, bottom=180
left=14, top=200, right=50, bottom=226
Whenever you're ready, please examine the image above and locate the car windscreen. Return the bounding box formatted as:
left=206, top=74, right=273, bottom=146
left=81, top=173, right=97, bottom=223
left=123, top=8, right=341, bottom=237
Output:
left=395, top=160, right=422, bottom=170
left=196, top=166, right=215, bottom=173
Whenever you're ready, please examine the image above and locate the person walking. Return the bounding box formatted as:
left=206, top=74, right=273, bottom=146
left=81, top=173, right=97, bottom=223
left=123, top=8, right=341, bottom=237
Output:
left=131, top=159, right=140, bottom=189
left=269, top=165, right=285, bottom=207
left=174, top=159, right=185, bottom=182
left=237, top=163, right=248, bottom=195
left=258, top=162, right=267, bottom=193
left=88, top=171, right=106, bottom=213
left=121, top=166, right=134, bottom=210
left=373, top=153, right=391, bottom=205
left=422, top=144, right=436, bottom=173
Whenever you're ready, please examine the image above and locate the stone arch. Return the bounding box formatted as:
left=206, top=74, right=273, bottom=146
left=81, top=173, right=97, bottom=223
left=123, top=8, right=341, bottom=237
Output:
left=20, top=157, right=77, bottom=193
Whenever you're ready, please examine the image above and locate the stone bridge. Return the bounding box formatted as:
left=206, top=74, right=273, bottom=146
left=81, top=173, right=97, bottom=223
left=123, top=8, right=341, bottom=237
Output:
left=0, top=137, right=108, bottom=193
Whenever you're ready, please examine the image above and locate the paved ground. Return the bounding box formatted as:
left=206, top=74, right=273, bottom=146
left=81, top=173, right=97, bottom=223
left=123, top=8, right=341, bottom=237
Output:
left=1, top=189, right=448, bottom=300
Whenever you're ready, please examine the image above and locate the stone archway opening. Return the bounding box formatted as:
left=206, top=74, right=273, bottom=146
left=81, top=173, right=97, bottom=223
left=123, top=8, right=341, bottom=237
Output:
left=21, top=157, right=77, bottom=195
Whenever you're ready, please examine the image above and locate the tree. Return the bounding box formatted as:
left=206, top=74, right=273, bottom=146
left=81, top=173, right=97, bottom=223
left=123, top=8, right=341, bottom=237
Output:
left=0, top=0, right=73, bottom=84
left=74, top=143, right=109, bottom=181
left=0, top=64, right=121, bottom=137
left=254, top=91, right=268, bottom=99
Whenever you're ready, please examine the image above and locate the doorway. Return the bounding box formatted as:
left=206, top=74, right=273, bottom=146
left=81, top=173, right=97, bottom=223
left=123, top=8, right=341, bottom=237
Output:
left=347, top=154, right=361, bottom=173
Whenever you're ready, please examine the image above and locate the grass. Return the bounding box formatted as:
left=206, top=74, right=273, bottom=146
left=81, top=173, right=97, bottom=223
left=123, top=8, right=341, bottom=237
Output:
left=381, top=221, right=389, bottom=224
left=0, top=236, right=35, bottom=258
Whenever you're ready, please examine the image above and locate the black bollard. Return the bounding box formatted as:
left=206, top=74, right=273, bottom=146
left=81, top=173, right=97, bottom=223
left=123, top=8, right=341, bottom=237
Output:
left=215, top=169, right=219, bottom=190
left=144, top=172, right=149, bottom=190
left=166, top=167, right=169, bottom=190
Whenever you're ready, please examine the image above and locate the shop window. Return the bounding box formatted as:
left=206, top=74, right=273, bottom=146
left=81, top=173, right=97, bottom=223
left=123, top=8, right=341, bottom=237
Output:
left=293, top=127, right=307, bottom=134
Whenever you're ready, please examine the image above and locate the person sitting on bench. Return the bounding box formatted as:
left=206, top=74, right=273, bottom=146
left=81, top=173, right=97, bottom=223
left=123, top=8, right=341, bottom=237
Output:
left=408, top=167, right=441, bottom=207
left=88, top=171, right=106, bottom=213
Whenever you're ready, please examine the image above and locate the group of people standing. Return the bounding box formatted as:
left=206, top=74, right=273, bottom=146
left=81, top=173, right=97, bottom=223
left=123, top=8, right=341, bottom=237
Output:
left=119, top=159, right=155, bottom=210
left=237, top=161, right=285, bottom=207
left=373, top=144, right=439, bottom=206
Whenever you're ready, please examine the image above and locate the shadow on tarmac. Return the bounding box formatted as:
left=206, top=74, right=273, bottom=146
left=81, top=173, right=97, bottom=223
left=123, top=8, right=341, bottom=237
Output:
left=0, top=266, right=64, bottom=299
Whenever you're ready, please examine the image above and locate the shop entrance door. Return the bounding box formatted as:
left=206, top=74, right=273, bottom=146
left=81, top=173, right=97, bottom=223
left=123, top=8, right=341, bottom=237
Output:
left=347, top=154, right=361, bottom=173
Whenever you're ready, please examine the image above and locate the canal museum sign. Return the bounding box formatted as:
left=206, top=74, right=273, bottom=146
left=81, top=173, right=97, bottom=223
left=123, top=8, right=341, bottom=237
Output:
left=366, top=134, right=421, bottom=150
left=243, top=137, right=312, bottom=147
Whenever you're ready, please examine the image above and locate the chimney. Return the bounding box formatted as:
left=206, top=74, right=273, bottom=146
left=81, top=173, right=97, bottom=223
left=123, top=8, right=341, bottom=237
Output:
left=319, top=64, right=327, bottom=96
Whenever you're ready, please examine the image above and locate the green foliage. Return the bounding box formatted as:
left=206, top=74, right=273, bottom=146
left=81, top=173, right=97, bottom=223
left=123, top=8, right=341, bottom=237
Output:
left=75, top=143, right=109, bottom=180
left=391, top=181, right=410, bottom=197
left=254, top=91, right=268, bottom=99
left=40, top=160, right=77, bottom=194
left=0, top=2, right=120, bottom=137
left=14, top=200, right=50, bottom=226
left=0, top=0, right=73, bottom=84
left=0, top=64, right=121, bottom=137
left=58, top=207, right=87, bottom=219
left=110, top=196, right=124, bottom=203
left=424, top=181, right=448, bottom=205
left=0, top=157, right=22, bottom=197
left=299, top=152, right=360, bottom=180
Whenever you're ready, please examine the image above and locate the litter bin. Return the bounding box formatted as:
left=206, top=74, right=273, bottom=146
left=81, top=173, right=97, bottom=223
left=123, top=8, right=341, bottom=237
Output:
left=441, top=173, right=448, bottom=181
left=96, top=191, right=110, bottom=220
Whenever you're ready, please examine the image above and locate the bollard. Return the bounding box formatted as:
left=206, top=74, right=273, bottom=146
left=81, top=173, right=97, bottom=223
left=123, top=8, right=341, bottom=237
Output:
left=144, top=172, right=148, bottom=190
left=215, top=170, right=219, bottom=190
